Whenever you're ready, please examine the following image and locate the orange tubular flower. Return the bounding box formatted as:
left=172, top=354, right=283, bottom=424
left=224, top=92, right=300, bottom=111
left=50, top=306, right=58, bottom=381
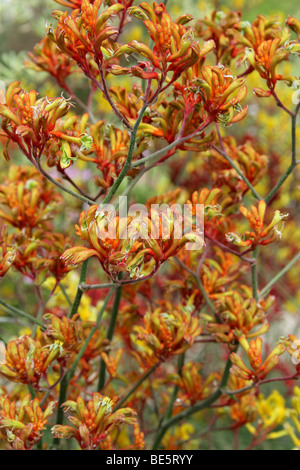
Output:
left=131, top=306, right=202, bottom=368
left=10, top=231, right=74, bottom=283
left=168, top=361, right=218, bottom=405
left=44, top=113, right=91, bottom=170
left=43, top=314, right=83, bottom=356
left=0, top=336, right=62, bottom=389
left=54, top=0, right=86, bottom=7
left=119, top=2, right=203, bottom=81
left=100, top=349, right=123, bottom=379
left=173, top=245, right=243, bottom=310
left=54, top=0, right=134, bottom=14
left=26, top=36, right=76, bottom=88
left=51, top=394, right=138, bottom=450
left=196, top=65, right=248, bottom=125
left=234, top=16, right=293, bottom=86
left=0, top=395, right=55, bottom=450
left=207, top=137, right=268, bottom=202
left=0, top=82, right=72, bottom=161
left=195, top=10, right=242, bottom=65
left=226, top=200, right=289, bottom=249
left=109, top=85, right=165, bottom=137
left=49, top=0, right=124, bottom=71
left=230, top=336, right=285, bottom=382
left=286, top=16, right=300, bottom=44
left=62, top=203, right=203, bottom=281
left=186, top=187, right=223, bottom=221
left=230, top=393, right=258, bottom=428
left=0, top=225, right=16, bottom=280
left=246, top=38, right=291, bottom=87
left=205, top=287, right=272, bottom=344
left=235, top=15, right=287, bottom=52
left=0, top=165, right=62, bottom=232
left=89, top=121, right=147, bottom=189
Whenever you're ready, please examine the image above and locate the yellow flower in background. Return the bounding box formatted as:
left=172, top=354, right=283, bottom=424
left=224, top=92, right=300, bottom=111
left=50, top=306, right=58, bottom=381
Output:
left=162, top=423, right=195, bottom=450
left=233, top=0, right=245, bottom=9
left=283, top=387, right=300, bottom=448
left=43, top=272, right=98, bottom=321
left=124, top=25, right=144, bottom=43
left=18, top=327, right=32, bottom=337
left=246, top=390, right=287, bottom=440
left=256, top=390, right=286, bottom=429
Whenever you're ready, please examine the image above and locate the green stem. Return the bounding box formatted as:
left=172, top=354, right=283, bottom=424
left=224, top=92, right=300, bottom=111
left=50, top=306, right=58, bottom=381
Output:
left=36, top=159, right=95, bottom=206
left=80, top=271, right=158, bottom=291
left=114, top=169, right=147, bottom=210
left=97, top=62, right=132, bottom=130
left=102, top=105, right=148, bottom=204
left=174, top=257, right=218, bottom=320
left=265, top=106, right=299, bottom=203
left=163, top=354, right=185, bottom=422
left=53, top=288, right=115, bottom=447
left=114, top=362, right=160, bottom=411
left=264, top=162, right=295, bottom=204
left=97, top=285, right=122, bottom=392
left=59, top=283, right=72, bottom=307
left=69, top=259, right=89, bottom=318
left=152, top=356, right=232, bottom=449
left=223, top=372, right=299, bottom=396
left=251, top=247, right=259, bottom=301
left=28, top=385, right=36, bottom=399
left=0, top=298, right=45, bottom=328
left=68, top=288, right=115, bottom=379
left=259, top=252, right=300, bottom=299
left=212, top=145, right=262, bottom=201
left=132, top=120, right=211, bottom=168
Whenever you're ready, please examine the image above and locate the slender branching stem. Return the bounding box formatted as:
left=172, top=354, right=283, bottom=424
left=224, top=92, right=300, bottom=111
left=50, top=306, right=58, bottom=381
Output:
left=152, top=356, right=232, bottom=449
left=114, top=363, right=160, bottom=411
left=36, top=158, right=95, bottom=206
left=0, top=298, right=45, bottom=328
left=69, top=259, right=89, bottom=318
left=259, top=252, right=300, bottom=299
left=251, top=247, right=259, bottom=301
left=97, top=286, right=122, bottom=392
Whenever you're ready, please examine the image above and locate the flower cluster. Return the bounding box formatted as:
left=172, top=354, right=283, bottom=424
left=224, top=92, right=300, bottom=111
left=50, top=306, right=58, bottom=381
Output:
left=0, top=395, right=55, bottom=450
left=121, top=2, right=201, bottom=81
left=207, top=137, right=269, bottom=202
left=0, top=0, right=299, bottom=452
left=226, top=200, right=289, bottom=249
left=0, top=82, right=72, bottom=160
left=0, top=225, right=16, bottom=279
left=48, top=0, right=124, bottom=71
left=52, top=394, right=138, bottom=450
left=205, top=287, right=272, bottom=344
left=230, top=336, right=285, bottom=382
left=167, top=361, right=218, bottom=405
left=0, top=336, right=62, bottom=388
left=0, top=165, right=61, bottom=231
left=62, top=203, right=203, bottom=281
left=131, top=305, right=202, bottom=367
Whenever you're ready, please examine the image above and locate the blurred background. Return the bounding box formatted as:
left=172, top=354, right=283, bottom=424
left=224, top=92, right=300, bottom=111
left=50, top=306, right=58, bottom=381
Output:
left=0, top=0, right=300, bottom=450
left=1, top=0, right=300, bottom=65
